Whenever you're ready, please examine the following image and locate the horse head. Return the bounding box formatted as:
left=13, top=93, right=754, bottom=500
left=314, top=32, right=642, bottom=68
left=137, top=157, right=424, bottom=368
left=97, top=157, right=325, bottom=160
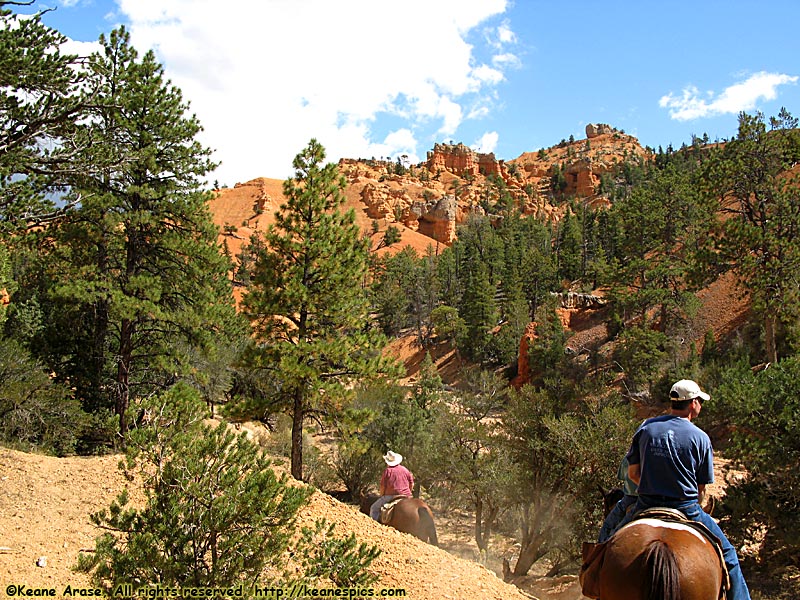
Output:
left=358, top=491, right=378, bottom=516
left=600, top=486, right=625, bottom=517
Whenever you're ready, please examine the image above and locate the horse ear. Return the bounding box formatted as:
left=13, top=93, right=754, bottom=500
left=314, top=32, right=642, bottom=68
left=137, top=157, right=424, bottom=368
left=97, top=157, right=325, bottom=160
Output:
left=597, top=485, right=608, bottom=497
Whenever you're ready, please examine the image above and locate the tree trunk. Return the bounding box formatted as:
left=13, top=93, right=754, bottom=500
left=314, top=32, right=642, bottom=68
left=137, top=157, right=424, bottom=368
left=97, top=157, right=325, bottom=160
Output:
left=474, top=500, right=498, bottom=556
left=91, top=299, right=109, bottom=410
left=116, top=317, right=134, bottom=445
left=474, top=497, right=486, bottom=552
left=513, top=534, right=546, bottom=576
left=765, top=313, right=778, bottom=364
left=512, top=497, right=568, bottom=577
left=291, top=387, right=304, bottom=481
left=90, top=240, right=110, bottom=411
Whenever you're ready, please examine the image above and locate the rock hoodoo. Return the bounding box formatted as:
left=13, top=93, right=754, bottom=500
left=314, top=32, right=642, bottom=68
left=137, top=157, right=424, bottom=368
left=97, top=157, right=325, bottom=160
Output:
left=414, top=195, right=458, bottom=244
left=511, top=321, right=538, bottom=388
left=585, top=123, right=616, bottom=138
left=426, top=142, right=505, bottom=178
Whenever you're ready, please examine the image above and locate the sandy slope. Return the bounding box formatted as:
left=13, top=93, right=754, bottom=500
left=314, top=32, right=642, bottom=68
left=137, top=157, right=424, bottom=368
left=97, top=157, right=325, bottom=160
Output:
left=0, top=447, right=534, bottom=600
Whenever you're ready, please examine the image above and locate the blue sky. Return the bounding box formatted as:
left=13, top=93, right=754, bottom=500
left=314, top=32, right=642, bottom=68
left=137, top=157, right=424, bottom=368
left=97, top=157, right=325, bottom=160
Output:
left=29, top=0, right=800, bottom=186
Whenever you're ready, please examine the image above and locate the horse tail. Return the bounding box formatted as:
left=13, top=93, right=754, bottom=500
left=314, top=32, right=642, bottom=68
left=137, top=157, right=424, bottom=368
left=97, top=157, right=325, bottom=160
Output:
left=643, top=539, right=681, bottom=600
left=418, top=506, right=438, bottom=546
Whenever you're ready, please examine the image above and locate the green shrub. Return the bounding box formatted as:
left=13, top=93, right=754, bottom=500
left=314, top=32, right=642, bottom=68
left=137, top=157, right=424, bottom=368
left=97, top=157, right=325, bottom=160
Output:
left=293, top=519, right=380, bottom=588
left=77, top=383, right=311, bottom=594
left=0, top=338, right=86, bottom=455
left=302, top=443, right=339, bottom=491
left=708, top=359, right=800, bottom=553
left=332, top=436, right=380, bottom=500
left=612, top=324, right=669, bottom=394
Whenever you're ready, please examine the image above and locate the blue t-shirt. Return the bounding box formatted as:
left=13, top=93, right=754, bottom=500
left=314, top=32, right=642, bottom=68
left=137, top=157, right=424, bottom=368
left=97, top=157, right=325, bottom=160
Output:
left=625, top=415, right=714, bottom=501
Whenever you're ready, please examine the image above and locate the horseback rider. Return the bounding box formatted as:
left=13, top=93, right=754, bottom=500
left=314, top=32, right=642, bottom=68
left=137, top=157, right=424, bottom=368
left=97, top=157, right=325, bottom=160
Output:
left=369, top=450, right=414, bottom=522
left=612, top=380, right=751, bottom=600
left=597, top=455, right=638, bottom=542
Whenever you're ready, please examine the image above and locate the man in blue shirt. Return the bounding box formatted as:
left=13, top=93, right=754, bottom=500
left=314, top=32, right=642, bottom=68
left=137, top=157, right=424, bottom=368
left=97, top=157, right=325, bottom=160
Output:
left=615, top=380, right=751, bottom=600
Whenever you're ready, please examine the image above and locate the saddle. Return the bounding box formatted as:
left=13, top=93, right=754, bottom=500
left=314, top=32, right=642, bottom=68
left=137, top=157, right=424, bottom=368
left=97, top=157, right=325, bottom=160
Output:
left=379, top=496, right=406, bottom=524
left=580, top=507, right=731, bottom=600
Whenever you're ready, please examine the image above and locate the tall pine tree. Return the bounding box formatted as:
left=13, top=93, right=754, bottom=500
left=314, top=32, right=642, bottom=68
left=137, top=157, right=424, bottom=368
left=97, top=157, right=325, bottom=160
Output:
left=243, top=139, right=396, bottom=480
left=39, top=28, right=240, bottom=440
left=607, top=151, right=712, bottom=338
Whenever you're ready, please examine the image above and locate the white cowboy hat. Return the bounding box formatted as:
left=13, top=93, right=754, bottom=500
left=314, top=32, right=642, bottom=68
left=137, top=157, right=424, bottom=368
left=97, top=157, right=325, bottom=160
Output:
left=383, top=451, right=403, bottom=467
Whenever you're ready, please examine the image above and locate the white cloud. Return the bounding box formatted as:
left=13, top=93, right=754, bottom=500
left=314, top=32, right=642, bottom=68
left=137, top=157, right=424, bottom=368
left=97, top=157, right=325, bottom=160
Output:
left=492, top=52, right=520, bottom=68
left=60, top=38, right=102, bottom=57
left=473, top=64, right=504, bottom=86
left=436, top=97, right=465, bottom=137
left=383, top=129, right=417, bottom=154
left=497, top=22, right=516, bottom=45
left=467, top=105, right=491, bottom=120
left=472, top=131, right=499, bottom=154
left=113, top=0, right=515, bottom=184
left=342, top=128, right=420, bottom=164
left=660, top=71, right=798, bottom=122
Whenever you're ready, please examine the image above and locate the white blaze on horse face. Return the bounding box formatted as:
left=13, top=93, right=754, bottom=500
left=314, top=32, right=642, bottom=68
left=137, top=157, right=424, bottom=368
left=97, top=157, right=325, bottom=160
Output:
left=623, top=519, right=710, bottom=544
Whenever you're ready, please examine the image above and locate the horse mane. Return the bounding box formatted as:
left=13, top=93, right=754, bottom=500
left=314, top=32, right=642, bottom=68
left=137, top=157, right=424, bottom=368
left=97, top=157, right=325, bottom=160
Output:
left=643, top=539, right=681, bottom=600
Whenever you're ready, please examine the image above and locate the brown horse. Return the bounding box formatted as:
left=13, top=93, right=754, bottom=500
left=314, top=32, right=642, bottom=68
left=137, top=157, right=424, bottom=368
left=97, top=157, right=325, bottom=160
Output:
left=360, top=494, right=438, bottom=546
left=591, top=517, right=725, bottom=600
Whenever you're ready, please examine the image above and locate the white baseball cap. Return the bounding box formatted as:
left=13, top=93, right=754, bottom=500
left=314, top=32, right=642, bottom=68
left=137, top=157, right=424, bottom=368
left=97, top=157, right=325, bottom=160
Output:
left=670, top=379, right=710, bottom=402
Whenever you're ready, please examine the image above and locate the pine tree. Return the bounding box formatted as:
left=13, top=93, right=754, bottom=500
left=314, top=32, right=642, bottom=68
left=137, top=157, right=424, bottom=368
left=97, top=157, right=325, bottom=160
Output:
left=77, top=383, right=312, bottom=593
left=704, top=109, right=800, bottom=362
left=39, top=28, right=240, bottom=439
left=370, top=247, right=416, bottom=336
left=519, top=220, right=558, bottom=317
left=458, top=256, right=497, bottom=364
left=407, top=246, right=440, bottom=347
left=607, top=152, right=711, bottom=337
left=554, top=210, right=582, bottom=283
left=0, top=3, right=91, bottom=228
left=243, top=139, right=396, bottom=481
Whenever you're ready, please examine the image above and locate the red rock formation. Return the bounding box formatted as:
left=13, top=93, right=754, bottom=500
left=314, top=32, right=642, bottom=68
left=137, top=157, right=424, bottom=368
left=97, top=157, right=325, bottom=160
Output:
left=563, top=159, right=599, bottom=197
left=511, top=127, right=650, bottom=201
left=415, top=195, right=458, bottom=244
left=360, top=182, right=414, bottom=222
left=426, top=142, right=505, bottom=179
left=585, top=123, right=615, bottom=138
left=511, top=321, right=538, bottom=388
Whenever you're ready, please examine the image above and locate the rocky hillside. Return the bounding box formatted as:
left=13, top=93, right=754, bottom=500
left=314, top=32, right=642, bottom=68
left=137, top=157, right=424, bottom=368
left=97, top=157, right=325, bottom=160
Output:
left=209, top=122, right=649, bottom=254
